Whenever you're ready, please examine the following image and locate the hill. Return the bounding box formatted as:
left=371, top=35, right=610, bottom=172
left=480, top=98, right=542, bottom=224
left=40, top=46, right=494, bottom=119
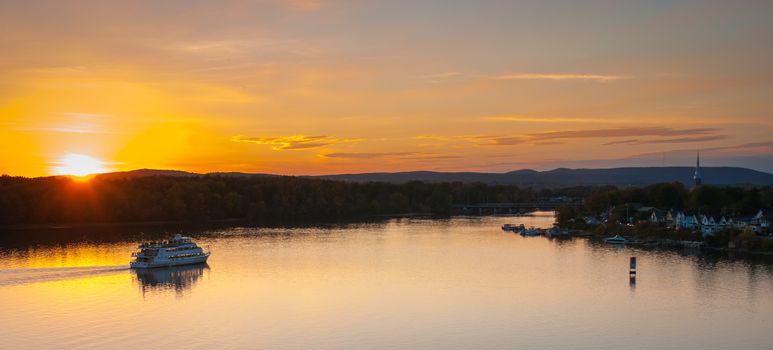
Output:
left=94, top=169, right=197, bottom=180
left=311, top=167, right=773, bottom=187
left=85, top=167, right=773, bottom=187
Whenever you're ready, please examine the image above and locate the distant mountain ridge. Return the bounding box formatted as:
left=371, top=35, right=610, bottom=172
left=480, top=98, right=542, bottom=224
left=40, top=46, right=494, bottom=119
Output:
left=312, top=167, right=773, bottom=187
left=87, top=166, right=773, bottom=187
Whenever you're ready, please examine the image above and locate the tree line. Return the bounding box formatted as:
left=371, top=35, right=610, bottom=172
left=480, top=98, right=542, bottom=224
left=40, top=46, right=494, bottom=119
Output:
left=0, top=175, right=588, bottom=226
left=3, top=175, right=770, bottom=227
left=556, top=182, right=773, bottom=231
left=581, top=182, right=772, bottom=217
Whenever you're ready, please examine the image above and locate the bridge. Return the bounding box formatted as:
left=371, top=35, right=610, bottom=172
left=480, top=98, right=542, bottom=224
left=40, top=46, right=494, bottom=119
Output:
left=452, top=201, right=583, bottom=215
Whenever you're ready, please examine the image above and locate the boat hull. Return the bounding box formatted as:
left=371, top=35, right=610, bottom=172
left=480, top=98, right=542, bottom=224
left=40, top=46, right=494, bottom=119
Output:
left=130, top=253, right=210, bottom=269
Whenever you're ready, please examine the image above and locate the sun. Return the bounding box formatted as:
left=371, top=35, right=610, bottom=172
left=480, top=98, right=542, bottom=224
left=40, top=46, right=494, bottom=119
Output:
left=52, top=153, right=108, bottom=177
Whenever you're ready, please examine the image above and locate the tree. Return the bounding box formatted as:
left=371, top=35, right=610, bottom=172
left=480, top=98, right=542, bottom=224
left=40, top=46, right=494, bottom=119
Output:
left=555, top=205, right=577, bottom=227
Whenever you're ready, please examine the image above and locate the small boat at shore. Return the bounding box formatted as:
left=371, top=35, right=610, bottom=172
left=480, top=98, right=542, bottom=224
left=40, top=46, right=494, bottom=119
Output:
left=603, top=235, right=627, bottom=245
left=544, top=226, right=569, bottom=238
left=130, top=234, right=210, bottom=269
left=502, top=223, right=526, bottom=233
left=521, top=227, right=542, bottom=236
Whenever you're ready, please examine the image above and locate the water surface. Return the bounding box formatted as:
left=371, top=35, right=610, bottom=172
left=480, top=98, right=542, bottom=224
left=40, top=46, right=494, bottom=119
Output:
left=1, top=213, right=772, bottom=349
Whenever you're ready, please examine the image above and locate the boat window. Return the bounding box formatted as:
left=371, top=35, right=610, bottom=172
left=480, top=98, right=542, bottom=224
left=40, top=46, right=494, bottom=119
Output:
left=141, top=249, right=158, bottom=256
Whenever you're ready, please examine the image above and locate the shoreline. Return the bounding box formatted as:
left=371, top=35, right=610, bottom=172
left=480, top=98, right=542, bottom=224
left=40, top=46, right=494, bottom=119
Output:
left=0, top=212, right=453, bottom=231
left=4, top=214, right=773, bottom=258
left=0, top=211, right=547, bottom=231
left=0, top=219, right=247, bottom=231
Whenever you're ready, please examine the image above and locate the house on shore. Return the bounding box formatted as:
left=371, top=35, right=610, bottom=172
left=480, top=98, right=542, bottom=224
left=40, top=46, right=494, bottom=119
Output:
left=648, top=209, right=770, bottom=236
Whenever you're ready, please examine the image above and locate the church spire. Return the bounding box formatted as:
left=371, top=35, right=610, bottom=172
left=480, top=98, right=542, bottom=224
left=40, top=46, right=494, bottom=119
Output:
left=693, top=152, right=702, bottom=186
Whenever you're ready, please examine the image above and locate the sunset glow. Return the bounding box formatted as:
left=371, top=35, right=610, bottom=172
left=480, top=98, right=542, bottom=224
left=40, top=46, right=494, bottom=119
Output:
left=51, top=154, right=108, bottom=177
left=1, top=1, right=772, bottom=177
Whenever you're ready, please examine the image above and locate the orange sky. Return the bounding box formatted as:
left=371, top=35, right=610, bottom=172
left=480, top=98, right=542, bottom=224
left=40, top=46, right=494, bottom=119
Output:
left=1, top=0, right=772, bottom=177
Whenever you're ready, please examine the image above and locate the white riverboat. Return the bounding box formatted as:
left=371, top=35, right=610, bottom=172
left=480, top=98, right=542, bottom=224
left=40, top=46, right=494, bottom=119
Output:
left=130, top=234, right=210, bottom=269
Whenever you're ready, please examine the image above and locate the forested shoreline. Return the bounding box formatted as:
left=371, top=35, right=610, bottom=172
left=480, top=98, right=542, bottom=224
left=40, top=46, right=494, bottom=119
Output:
left=554, top=182, right=773, bottom=251
left=556, top=182, right=772, bottom=231
left=1, top=175, right=771, bottom=228
left=0, top=175, right=583, bottom=226
left=579, top=182, right=771, bottom=218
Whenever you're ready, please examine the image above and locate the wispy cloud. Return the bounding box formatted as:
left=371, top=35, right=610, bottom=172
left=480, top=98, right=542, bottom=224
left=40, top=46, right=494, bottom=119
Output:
left=604, top=135, right=727, bottom=145
left=531, top=142, right=773, bottom=173
left=629, top=142, right=773, bottom=159
left=176, top=39, right=254, bottom=54
left=603, top=139, right=640, bottom=146
left=414, top=135, right=484, bottom=145
left=640, top=135, right=727, bottom=144
left=16, top=112, right=109, bottom=134
left=710, top=142, right=773, bottom=153
left=528, top=127, right=717, bottom=141
left=417, top=134, right=561, bottom=147
left=482, top=115, right=624, bottom=124
left=493, top=73, right=629, bottom=83
left=324, top=152, right=418, bottom=159
left=489, top=137, right=525, bottom=146
left=231, top=135, right=361, bottom=150
left=421, top=71, right=465, bottom=83
left=324, top=152, right=461, bottom=161
left=417, top=127, right=724, bottom=148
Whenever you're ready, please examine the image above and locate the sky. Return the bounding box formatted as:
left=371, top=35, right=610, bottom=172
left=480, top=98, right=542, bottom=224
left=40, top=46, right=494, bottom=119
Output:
left=1, top=0, right=772, bottom=177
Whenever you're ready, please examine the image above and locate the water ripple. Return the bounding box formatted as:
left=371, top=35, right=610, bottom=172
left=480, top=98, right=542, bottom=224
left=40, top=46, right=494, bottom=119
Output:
left=0, top=265, right=128, bottom=286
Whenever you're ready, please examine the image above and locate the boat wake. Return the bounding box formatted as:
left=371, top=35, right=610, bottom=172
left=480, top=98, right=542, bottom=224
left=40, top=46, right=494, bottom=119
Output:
left=0, top=265, right=129, bottom=286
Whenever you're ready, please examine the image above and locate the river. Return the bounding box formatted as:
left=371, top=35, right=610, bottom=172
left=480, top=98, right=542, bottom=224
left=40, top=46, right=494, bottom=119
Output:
left=1, top=212, right=772, bottom=349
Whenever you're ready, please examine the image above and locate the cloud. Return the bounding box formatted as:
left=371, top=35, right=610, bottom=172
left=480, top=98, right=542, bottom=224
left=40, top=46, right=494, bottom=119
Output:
left=641, top=135, right=727, bottom=144
left=324, top=152, right=418, bottom=159
left=528, top=127, right=717, bottom=141
left=414, top=135, right=454, bottom=141
left=417, top=127, right=724, bottom=148
left=635, top=142, right=773, bottom=158
left=709, top=141, right=773, bottom=153
left=16, top=112, right=111, bottom=134
left=490, top=137, right=526, bottom=146
left=417, top=134, right=560, bottom=147
left=603, top=139, right=640, bottom=145
left=231, top=135, right=360, bottom=150
left=414, top=135, right=492, bottom=144
left=483, top=115, right=618, bottom=124
left=421, top=71, right=465, bottom=83
left=422, top=72, right=629, bottom=86
left=175, top=39, right=254, bottom=54
left=485, top=137, right=566, bottom=146
left=604, top=135, right=727, bottom=145
left=415, top=135, right=523, bottom=147
left=324, top=152, right=462, bottom=161
left=492, top=73, right=629, bottom=83
left=531, top=142, right=773, bottom=173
